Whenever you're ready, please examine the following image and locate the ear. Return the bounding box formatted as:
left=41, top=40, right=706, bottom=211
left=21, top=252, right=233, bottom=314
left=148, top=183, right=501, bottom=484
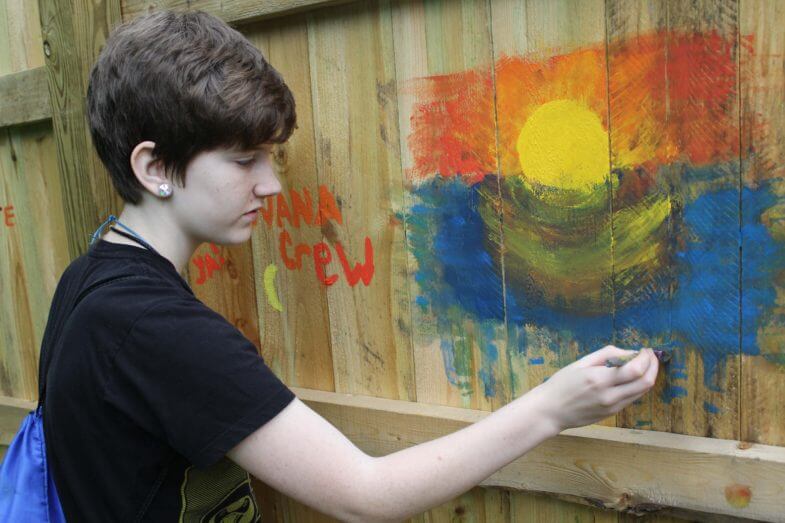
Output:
left=130, top=141, right=170, bottom=196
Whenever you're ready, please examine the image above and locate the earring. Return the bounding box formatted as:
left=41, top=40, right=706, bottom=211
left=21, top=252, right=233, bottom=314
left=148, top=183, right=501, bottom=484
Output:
left=158, top=183, right=173, bottom=198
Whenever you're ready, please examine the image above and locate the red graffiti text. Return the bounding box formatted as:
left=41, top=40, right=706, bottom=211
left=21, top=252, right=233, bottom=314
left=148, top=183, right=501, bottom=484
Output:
left=0, top=205, right=15, bottom=227
left=192, top=243, right=226, bottom=285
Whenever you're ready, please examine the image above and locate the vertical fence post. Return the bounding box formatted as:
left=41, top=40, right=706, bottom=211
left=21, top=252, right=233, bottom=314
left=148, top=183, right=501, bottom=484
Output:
left=37, top=0, right=124, bottom=260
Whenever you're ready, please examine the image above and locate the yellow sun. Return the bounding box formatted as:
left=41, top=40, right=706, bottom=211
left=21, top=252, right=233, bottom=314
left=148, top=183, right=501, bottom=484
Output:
left=516, top=99, right=610, bottom=191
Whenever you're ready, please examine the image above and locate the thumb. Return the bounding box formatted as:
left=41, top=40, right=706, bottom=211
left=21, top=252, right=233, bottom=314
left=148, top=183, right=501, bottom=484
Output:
left=578, top=345, right=639, bottom=368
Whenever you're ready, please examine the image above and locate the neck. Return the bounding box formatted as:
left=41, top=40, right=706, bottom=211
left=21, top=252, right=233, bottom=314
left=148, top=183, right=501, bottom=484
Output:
left=101, top=205, right=198, bottom=275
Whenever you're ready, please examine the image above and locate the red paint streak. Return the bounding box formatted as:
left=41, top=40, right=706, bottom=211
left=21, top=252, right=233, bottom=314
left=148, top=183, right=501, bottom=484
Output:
left=259, top=197, right=275, bottom=227
left=2, top=205, right=15, bottom=227
left=279, top=231, right=376, bottom=287
left=279, top=230, right=311, bottom=270
left=192, top=243, right=227, bottom=285
left=261, top=185, right=343, bottom=229
left=276, top=193, right=292, bottom=228
left=336, top=237, right=375, bottom=287
left=314, top=185, right=343, bottom=226
left=405, top=70, right=497, bottom=184
left=313, top=243, right=339, bottom=286
left=290, top=187, right=313, bottom=227
left=208, top=243, right=226, bottom=265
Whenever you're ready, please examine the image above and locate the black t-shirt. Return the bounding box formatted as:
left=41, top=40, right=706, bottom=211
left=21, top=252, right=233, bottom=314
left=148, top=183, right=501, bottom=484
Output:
left=41, top=238, right=296, bottom=521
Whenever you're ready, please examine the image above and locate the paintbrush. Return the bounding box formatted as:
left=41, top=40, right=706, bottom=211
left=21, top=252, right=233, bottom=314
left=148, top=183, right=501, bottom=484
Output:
left=605, top=349, right=671, bottom=368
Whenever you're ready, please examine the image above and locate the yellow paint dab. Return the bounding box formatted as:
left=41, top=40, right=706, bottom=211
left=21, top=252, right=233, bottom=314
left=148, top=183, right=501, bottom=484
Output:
left=264, top=263, right=284, bottom=312
left=724, top=484, right=752, bottom=508
left=517, top=99, right=610, bottom=190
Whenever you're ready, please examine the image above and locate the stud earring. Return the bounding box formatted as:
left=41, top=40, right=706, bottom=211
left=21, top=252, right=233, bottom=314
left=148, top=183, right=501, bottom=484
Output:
left=158, top=183, right=173, bottom=198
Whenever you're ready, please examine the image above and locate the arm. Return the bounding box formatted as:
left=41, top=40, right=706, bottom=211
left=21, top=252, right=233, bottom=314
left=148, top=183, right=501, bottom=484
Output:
left=227, top=346, right=659, bottom=522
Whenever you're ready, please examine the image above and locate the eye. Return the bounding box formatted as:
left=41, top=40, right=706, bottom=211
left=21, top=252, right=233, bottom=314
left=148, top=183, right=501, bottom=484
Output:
left=235, top=157, right=254, bottom=167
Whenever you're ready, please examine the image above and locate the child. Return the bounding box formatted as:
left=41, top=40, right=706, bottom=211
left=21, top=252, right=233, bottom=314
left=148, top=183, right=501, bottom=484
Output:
left=40, top=9, right=659, bottom=522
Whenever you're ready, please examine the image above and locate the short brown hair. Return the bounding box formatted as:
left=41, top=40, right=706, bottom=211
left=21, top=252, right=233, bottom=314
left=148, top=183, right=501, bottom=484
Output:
left=87, top=10, right=296, bottom=204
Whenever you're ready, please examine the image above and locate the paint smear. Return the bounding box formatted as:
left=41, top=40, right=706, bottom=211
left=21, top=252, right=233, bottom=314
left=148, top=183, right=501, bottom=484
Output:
left=264, top=264, right=284, bottom=312
left=404, top=29, right=784, bottom=399
left=724, top=484, right=752, bottom=508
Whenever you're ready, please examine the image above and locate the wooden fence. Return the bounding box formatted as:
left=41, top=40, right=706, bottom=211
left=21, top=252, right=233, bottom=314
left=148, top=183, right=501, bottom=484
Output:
left=1, top=0, right=784, bottom=521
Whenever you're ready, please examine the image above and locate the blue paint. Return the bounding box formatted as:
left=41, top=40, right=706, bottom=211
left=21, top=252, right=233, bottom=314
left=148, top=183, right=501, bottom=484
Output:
left=409, top=177, right=505, bottom=323
left=407, top=171, right=784, bottom=398
left=704, top=401, right=721, bottom=414
left=665, top=385, right=688, bottom=400
left=742, top=185, right=782, bottom=355
left=478, top=323, right=499, bottom=397
left=671, top=187, right=740, bottom=390
left=635, top=420, right=652, bottom=427
left=529, top=357, right=545, bottom=365
left=438, top=334, right=459, bottom=387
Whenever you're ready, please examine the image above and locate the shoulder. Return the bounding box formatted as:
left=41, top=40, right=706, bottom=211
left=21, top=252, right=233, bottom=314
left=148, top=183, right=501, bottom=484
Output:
left=74, top=275, right=200, bottom=334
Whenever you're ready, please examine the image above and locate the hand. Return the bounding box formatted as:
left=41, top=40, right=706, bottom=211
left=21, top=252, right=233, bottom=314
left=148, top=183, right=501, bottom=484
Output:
left=530, top=345, right=659, bottom=433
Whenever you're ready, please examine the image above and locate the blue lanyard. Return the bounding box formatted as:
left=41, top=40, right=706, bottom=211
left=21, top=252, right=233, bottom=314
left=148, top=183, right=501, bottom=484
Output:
left=90, top=214, right=160, bottom=256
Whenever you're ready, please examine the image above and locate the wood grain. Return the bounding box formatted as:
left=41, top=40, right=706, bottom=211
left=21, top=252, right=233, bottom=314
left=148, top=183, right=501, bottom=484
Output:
left=0, top=67, right=51, bottom=128
left=121, top=0, right=358, bottom=25
left=37, top=0, right=124, bottom=259
left=294, top=386, right=785, bottom=522
left=308, top=0, right=415, bottom=401
left=0, top=123, right=68, bottom=401
left=246, top=16, right=335, bottom=393
left=392, top=0, right=509, bottom=412
left=740, top=0, right=785, bottom=446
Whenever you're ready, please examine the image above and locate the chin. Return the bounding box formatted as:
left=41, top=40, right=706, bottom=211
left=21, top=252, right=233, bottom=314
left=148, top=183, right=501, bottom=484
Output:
left=218, top=226, right=254, bottom=246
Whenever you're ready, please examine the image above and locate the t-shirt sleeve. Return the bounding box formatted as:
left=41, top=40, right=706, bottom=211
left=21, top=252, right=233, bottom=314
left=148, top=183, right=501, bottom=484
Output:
left=104, top=296, right=296, bottom=468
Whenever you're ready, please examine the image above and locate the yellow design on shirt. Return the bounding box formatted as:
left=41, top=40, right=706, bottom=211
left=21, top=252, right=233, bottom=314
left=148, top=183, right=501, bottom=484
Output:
left=179, top=457, right=260, bottom=522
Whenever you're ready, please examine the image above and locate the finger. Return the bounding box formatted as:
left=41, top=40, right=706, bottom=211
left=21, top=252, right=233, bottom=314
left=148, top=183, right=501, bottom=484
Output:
left=578, top=345, right=639, bottom=368
left=610, top=349, right=654, bottom=385
left=607, top=352, right=660, bottom=406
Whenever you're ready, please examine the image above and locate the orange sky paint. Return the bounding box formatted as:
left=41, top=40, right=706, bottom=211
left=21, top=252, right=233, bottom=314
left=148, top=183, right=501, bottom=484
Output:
left=405, top=31, right=751, bottom=184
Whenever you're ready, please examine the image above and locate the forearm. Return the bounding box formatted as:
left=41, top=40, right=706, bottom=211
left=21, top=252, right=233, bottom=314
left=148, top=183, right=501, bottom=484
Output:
left=353, top=386, right=560, bottom=522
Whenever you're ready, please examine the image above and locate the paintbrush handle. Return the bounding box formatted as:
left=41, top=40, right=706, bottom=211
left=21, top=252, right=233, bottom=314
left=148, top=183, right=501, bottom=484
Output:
left=604, top=349, right=670, bottom=368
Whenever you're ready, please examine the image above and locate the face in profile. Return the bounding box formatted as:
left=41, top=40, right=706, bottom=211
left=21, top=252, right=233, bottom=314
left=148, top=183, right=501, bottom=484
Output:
left=167, top=144, right=282, bottom=246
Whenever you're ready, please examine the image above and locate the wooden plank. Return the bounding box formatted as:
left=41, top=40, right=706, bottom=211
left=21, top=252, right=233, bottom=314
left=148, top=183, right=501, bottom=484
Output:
left=489, top=0, right=618, bottom=520
left=0, top=67, right=51, bottom=128
left=121, top=0, right=358, bottom=25
left=293, top=386, right=785, bottom=522
left=307, top=0, right=415, bottom=401
left=392, top=0, right=509, bottom=412
left=740, top=0, right=785, bottom=446
left=245, top=17, right=335, bottom=392
left=489, top=0, right=614, bottom=413
left=604, top=0, right=672, bottom=435
left=0, top=123, right=69, bottom=401
left=0, top=396, right=36, bottom=448
left=245, top=18, right=339, bottom=520
left=390, top=0, right=511, bottom=518
left=37, top=0, right=124, bottom=260
left=668, top=0, right=741, bottom=440
left=1, top=387, right=784, bottom=520
left=0, top=0, right=46, bottom=74
left=606, top=0, right=744, bottom=439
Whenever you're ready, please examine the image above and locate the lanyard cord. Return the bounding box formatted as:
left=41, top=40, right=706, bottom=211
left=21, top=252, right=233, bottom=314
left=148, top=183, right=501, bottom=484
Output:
left=89, top=214, right=160, bottom=256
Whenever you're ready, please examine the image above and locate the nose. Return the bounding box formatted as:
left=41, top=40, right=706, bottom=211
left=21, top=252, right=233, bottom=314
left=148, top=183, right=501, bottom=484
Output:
left=254, top=168, right=282, bottom=198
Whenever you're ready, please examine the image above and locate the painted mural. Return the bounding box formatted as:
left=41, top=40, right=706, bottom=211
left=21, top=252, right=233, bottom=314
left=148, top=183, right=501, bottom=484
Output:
left=403, top=31, right=784, bottom=407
